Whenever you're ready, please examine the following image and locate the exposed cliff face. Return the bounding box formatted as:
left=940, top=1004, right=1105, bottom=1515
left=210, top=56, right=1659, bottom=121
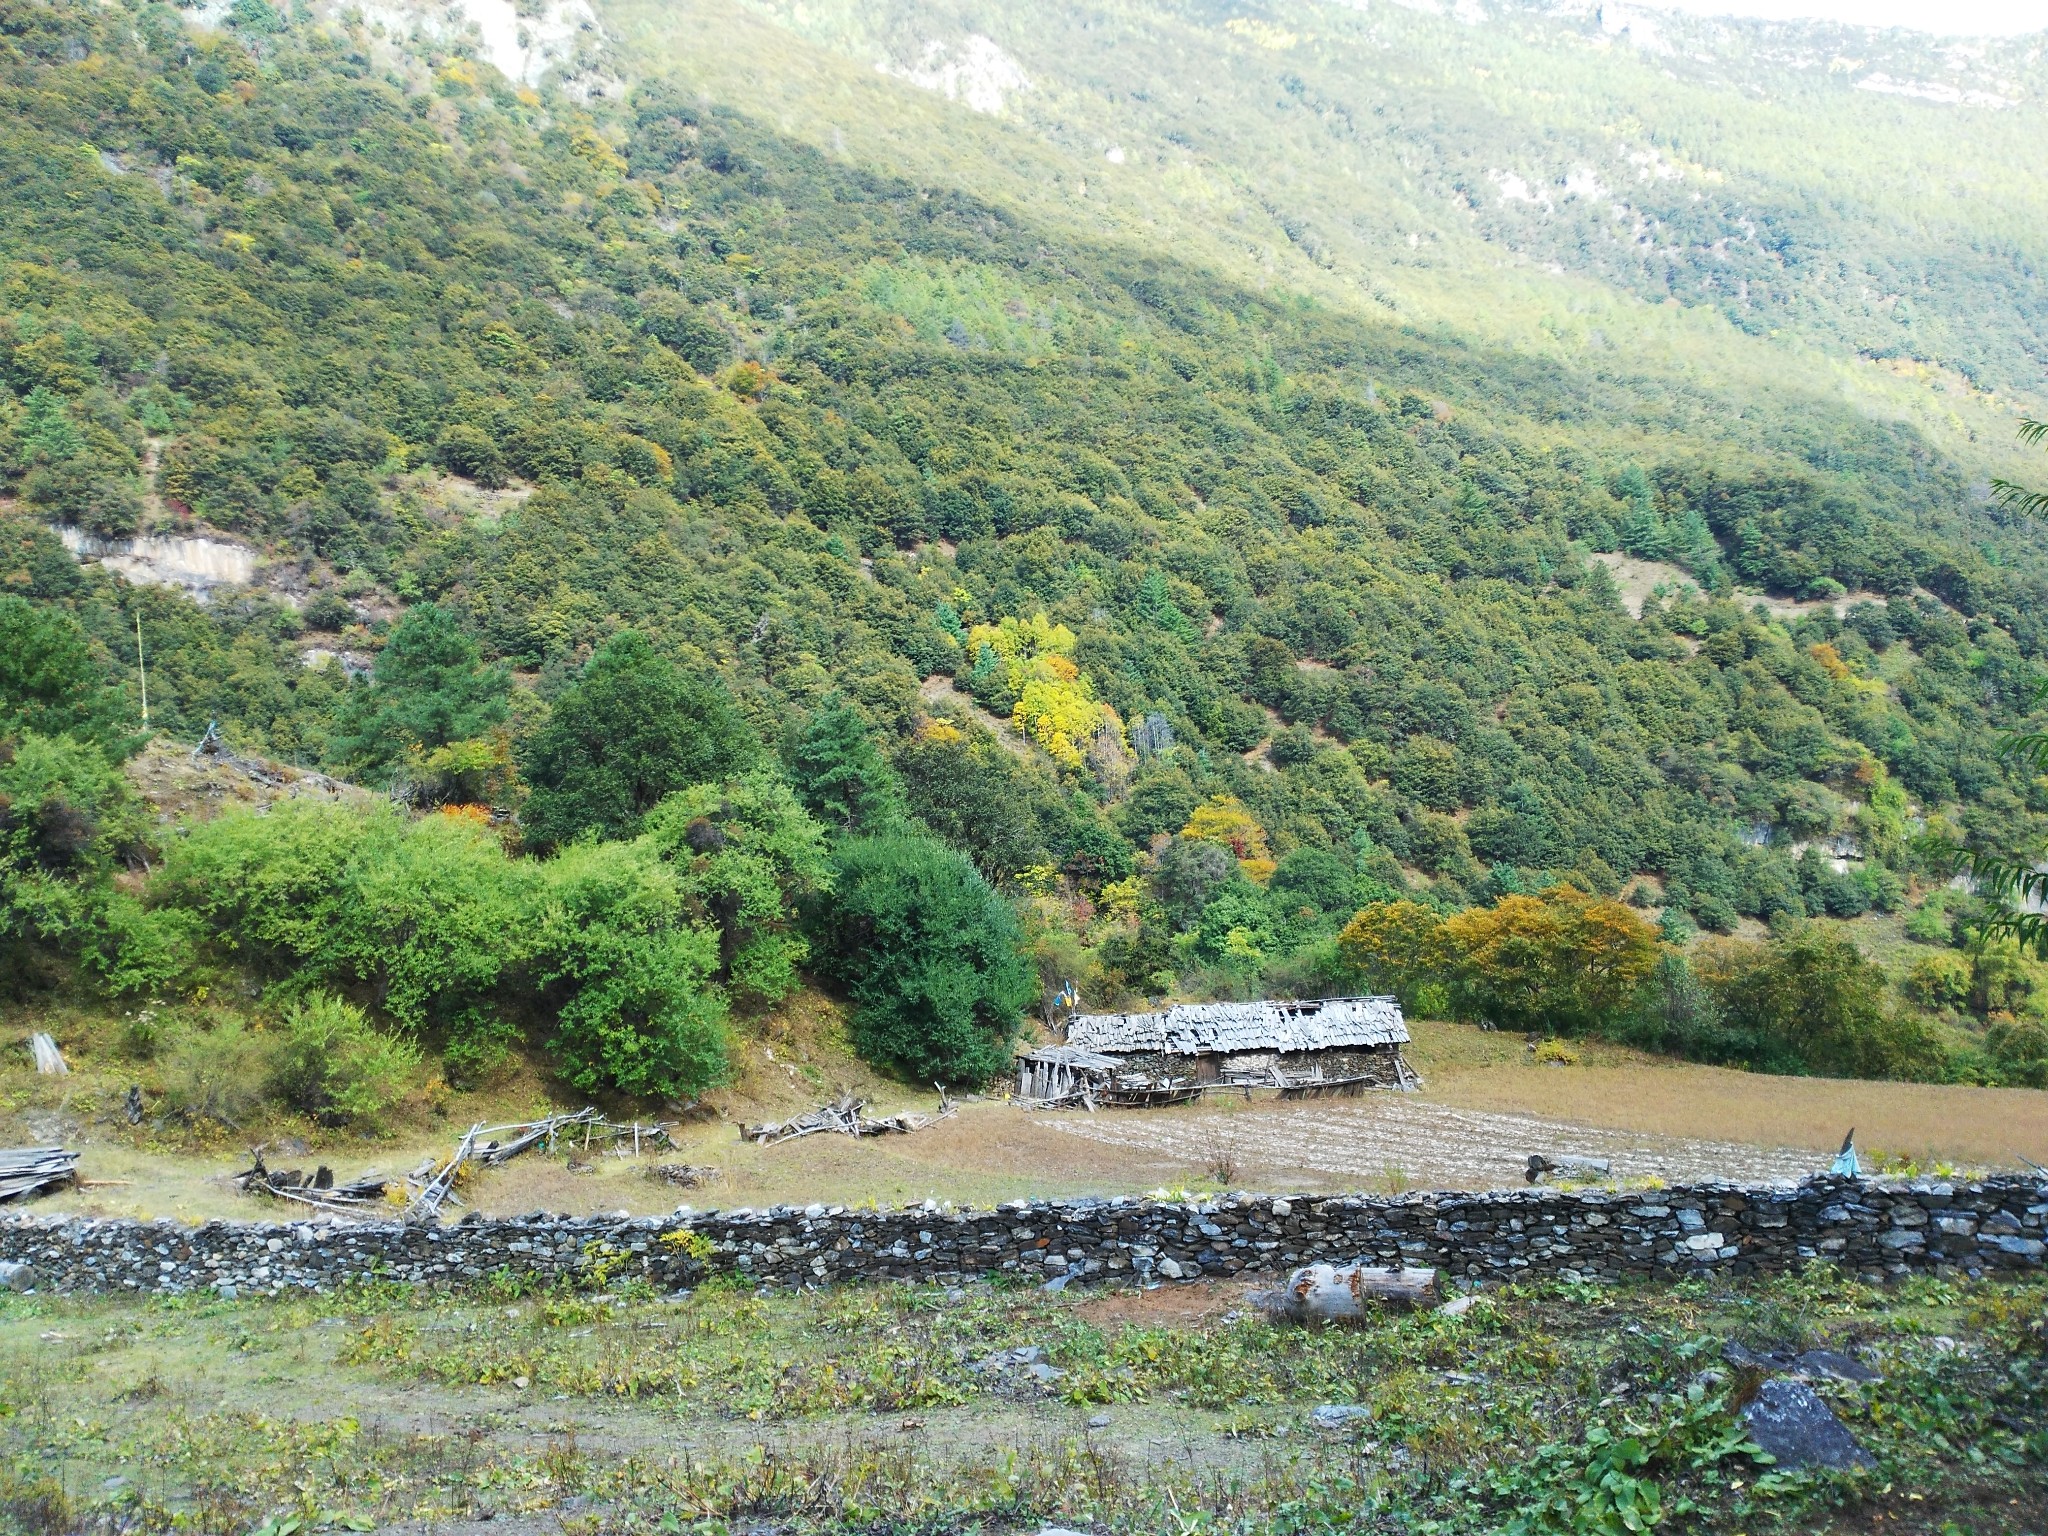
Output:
left=54, top=526, right=258, bottom=604
left=352, top=0, right=615, bottom=93
left=878, top=34, right=1030, bottom=115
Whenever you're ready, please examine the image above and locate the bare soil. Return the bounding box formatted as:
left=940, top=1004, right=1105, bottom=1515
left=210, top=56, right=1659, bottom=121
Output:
left=11, top=1007, right=2043, bottom=1223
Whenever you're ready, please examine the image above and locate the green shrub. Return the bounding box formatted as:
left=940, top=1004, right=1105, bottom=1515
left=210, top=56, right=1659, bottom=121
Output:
left=520, top=630, right=759, bottom=849
left=1699, top=925, right=1945, bottom=1080
left=532, top=839, right=729, bottom=1100
left=813, top=832, right=1036, bottom=1085
left=0, top=596, right=133, bottom=754
left=0, top=730, right=175, bottom=996
left=268, top=993, right=420, bottom=1133
left=159, top=1017, right=275, bottom=1128
left=155, top=800, right=531, bottom=1064
left=1904, top=951, right=1972, bottom=1012
left=640, top=770, right=831, bottom=1009
left=1986, top=1015, right=2048, bottom=1088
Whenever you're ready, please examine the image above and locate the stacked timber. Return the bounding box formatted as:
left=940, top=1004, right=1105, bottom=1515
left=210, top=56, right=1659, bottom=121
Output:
left=0, top=1148, right=78, bottom=1203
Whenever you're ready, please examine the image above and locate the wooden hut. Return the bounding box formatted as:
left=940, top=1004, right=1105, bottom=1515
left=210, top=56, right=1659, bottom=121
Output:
left=1060, top=996, right=1416, bottom=1096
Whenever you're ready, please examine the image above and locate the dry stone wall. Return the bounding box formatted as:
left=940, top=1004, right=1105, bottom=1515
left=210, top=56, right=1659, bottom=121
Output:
left=3, top=1175, right=2043, bottom=1297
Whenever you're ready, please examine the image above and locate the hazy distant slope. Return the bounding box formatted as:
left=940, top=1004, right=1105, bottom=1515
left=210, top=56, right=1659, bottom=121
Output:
left=601, top=0, right=2047, bottom=461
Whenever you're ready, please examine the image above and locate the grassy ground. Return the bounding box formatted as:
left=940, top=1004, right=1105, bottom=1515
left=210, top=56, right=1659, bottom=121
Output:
left=9, top=1003, right=2047, bottom=1223
left=1, top=1269, right=2042, bottom=1534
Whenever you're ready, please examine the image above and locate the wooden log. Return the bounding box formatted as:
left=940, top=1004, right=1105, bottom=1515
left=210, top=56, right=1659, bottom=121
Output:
left=1255, top=1262, right=1442, bottom=1323
left=28, top=1034, right=67, bottom=1076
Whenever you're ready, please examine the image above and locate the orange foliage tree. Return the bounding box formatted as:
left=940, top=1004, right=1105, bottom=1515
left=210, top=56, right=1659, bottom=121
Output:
left=1340, top=885, right=1660, bottom=1033
left=1179, top=794, right=1275, bottom=884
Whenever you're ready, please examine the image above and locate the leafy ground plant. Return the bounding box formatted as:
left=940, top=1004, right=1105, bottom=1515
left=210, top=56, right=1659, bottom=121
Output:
left=1, top=1269, right=2042, bottom=1534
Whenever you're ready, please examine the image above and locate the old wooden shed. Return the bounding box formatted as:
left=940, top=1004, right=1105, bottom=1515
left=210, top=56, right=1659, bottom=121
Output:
left=1060, top=996, right=1416, bottom=1096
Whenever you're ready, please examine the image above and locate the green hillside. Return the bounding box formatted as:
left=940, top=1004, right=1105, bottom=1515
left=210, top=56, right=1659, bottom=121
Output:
left=611, top=0, right=2048, bottom=432
left=6, top=0, right=2048, bottom=1103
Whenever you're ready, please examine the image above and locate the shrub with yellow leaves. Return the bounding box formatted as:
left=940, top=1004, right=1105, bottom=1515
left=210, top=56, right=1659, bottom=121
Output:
left=966, top=611, right=1118, bottom=769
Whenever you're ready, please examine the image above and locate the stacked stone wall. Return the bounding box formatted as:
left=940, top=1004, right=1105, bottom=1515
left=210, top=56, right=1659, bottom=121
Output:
left=4, top=1176, right=2043, bottom=1297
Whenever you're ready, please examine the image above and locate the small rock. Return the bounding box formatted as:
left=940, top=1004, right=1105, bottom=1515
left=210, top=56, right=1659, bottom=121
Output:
left=1740, top=1379, right=1876, bottom=1472
left=214, top=1283, right=238, bottom=1301
left=1157, top=1258, right=1184, bottom=1280
left=1791, top=1349, right=1880, bottom=1384
left=1721, top=1340, right=1773, bottom=1372
left=1043, top=1272, right=1072, bottom=1294
left=1310, top=1404, right=1373, bottom=1432
left=1436, top=1293, right=1475, bottom=1318
left=512, top=1375, right=529, bottom=1390
left=1086, top=1412, right=1112, bottom=1429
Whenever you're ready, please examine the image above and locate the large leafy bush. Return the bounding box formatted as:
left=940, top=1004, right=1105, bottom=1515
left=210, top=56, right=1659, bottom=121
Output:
left=814, top=833, right=1036, bottom=1085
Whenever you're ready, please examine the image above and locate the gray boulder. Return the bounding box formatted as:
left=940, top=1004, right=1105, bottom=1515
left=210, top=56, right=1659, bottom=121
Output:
left=1310, top=1404, right=1373, bottom=1432
left=1740, top=1379, right=1876, bottom=1472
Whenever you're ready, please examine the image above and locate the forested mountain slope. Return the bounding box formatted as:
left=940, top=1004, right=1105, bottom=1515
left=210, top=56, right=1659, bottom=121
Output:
left=610, top=0, right=2048, bottom=438
left=5, top=0, right=2048, bottom=1098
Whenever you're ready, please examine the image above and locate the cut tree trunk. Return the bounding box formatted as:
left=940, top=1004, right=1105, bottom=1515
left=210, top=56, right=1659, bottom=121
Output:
left=1255, top=1262, right=1441, bottom=1323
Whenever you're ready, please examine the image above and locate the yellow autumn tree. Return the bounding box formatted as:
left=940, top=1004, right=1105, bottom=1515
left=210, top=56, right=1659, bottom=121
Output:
left=1437, top=884, right=1660, bottom=1034
left=1337, top=900, right=1450, bottom=1003
left=966, top=611, right=1120, bottom=769
left=1340, top=886, right=1659, bottom=1032
left=1179, top=794, right=1274, bottom=884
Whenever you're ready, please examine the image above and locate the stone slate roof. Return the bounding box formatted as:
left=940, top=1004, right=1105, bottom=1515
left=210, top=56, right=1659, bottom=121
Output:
left=1016, top=1044, right=1122, bottom=1071
left=1065, top=997, right=1408, bottom=1056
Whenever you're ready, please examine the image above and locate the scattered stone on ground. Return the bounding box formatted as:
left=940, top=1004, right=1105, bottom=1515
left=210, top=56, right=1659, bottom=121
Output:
left=647, top=1163, right=720, bottom=1188
left=1723, top=1340, right=1883, bottom=1383
left=974, top=1344, right=1065, bottom=1386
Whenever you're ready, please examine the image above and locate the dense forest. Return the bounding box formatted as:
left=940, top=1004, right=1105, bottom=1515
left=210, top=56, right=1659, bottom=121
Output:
left=4, top=0, right=2048, bottom=1120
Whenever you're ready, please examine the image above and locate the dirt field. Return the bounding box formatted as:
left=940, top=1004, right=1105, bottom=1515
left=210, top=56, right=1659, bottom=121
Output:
left=15, top=1018, right=2045, bottom=1223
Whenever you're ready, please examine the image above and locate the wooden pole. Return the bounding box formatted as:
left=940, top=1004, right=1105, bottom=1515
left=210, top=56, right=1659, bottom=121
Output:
left=135, top=610, right=148, bottom=730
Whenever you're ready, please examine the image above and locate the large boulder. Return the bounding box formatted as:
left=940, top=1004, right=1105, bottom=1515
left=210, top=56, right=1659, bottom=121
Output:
left=1740, top=1379, right=1876, bottom=1472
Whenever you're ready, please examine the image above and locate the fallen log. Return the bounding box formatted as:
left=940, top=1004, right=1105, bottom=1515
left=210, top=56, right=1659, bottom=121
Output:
left=234, top=1150, right=390, bottom=1212
left=1526, top=1154, right=1612, bottom=1184
left=1254, top=1262, right=1442, bottom=1323
left=740, top=1093, right=943, bottom=1145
